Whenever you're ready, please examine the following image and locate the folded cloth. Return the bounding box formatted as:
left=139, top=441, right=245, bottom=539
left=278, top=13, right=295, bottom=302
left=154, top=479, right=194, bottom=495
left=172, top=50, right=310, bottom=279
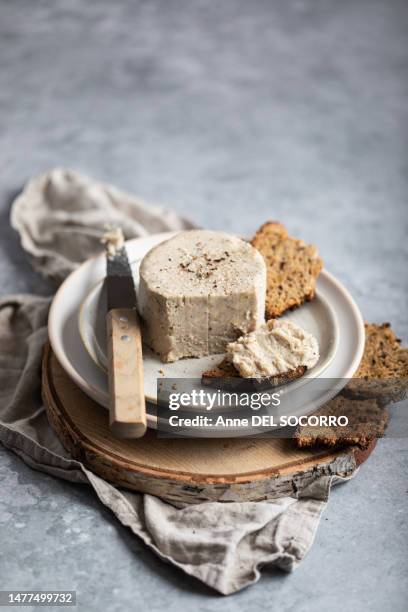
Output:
left=0, top=169, right=351, bottom=595
left=10, top=168, right=195, bottom=284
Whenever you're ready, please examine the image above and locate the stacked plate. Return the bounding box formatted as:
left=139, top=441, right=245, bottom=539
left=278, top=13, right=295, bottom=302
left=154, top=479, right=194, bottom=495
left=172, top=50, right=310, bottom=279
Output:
left=48, top=232, right=365, bottom=434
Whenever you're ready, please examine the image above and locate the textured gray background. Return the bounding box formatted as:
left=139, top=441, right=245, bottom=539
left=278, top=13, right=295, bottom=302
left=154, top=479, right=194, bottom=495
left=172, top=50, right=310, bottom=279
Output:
left=1, top=0, right=407, bottom=610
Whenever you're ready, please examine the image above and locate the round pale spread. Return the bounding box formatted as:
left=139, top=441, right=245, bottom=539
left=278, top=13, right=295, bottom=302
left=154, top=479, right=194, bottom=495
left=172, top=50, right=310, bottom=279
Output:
left=227, top=319, right=319, bottom=378
left=139, top=230, right=267, bottom=362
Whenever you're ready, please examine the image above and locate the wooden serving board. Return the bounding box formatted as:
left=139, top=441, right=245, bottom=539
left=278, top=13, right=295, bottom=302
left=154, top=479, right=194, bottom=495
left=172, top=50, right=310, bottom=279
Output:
left=42, top=344, right=375, bottom=506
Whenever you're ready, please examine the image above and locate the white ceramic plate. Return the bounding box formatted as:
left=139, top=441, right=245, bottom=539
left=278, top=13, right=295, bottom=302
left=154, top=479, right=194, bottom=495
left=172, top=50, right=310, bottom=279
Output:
left=48, top=232, right=365, bottom=431
left=78, top=261, right=338, bottom=382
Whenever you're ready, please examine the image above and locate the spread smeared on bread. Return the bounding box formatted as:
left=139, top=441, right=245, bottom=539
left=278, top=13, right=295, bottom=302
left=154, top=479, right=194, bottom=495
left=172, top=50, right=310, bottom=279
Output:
left=201, top=319, right=318, bottom=388
left=227, top=319, right=319, bottom=378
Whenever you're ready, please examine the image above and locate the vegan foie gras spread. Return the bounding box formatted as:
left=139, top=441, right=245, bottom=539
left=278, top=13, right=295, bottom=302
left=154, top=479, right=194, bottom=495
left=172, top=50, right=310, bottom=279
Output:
left=138, top=230, right=267, bottom=362
left=227, top=319, right=319, bottom=379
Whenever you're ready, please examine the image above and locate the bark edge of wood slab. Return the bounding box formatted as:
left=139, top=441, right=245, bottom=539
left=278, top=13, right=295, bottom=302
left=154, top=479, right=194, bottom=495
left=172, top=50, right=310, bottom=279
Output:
left=106, top=308, right=146, bottom=438
left=42, top=344, right=376, bottom=507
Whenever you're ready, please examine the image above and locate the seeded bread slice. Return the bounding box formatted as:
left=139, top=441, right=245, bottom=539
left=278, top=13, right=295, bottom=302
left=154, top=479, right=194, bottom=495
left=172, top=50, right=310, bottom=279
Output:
left=344, top=323, right=408, bottom=403
left=201, top=357, right=306, bottom=390
left=251, top=221, right=323, bottom=319
left=295, top=322, right=407, bottom=449
left=295, top=396, right=388, bottom=450
left=202, top=357, right=238, bottom=380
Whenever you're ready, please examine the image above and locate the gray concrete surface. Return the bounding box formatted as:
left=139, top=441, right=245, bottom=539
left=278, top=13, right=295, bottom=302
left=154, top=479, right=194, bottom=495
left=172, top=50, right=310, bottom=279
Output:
left=0, top=0, right=407, bottom=610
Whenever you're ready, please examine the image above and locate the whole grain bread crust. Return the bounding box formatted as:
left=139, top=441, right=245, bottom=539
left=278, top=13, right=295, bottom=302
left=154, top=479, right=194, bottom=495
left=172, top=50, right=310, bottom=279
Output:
left=201, top=358, right=306, bottom=390
left=344, top=322, right=408, bottom=403
left=296, top=322, right=408, bottom=448
left=251, top=221, right=323, bottom=319
left=294, top=396, right=388, bottom=450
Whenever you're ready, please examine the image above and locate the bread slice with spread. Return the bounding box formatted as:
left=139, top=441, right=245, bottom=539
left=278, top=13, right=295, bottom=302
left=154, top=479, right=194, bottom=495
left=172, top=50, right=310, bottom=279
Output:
left=202, top=319, right=318, bottom=389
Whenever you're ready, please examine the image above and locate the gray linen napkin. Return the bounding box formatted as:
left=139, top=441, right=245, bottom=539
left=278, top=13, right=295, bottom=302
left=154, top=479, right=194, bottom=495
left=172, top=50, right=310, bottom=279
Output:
left=1, top=169, right=351, bottom=595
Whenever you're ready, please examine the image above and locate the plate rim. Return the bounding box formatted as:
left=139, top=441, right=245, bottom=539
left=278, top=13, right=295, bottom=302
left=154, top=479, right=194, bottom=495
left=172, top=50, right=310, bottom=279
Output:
left=78, top=276, right=340, bottom=396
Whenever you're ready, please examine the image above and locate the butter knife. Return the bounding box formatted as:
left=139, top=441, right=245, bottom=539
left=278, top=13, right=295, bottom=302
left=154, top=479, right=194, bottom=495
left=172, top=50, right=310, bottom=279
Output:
left=103, top=229, right=147, bottom=438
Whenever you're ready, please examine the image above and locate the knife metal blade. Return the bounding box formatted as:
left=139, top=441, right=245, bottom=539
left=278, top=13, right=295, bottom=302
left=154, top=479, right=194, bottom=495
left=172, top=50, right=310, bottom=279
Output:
left=106, top=245, right=137, bottom=312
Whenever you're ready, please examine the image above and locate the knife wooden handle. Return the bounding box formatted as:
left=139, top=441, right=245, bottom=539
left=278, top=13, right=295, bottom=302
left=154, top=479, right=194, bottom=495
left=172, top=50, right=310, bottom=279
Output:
left=106, top=308, right=147, bottom=438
